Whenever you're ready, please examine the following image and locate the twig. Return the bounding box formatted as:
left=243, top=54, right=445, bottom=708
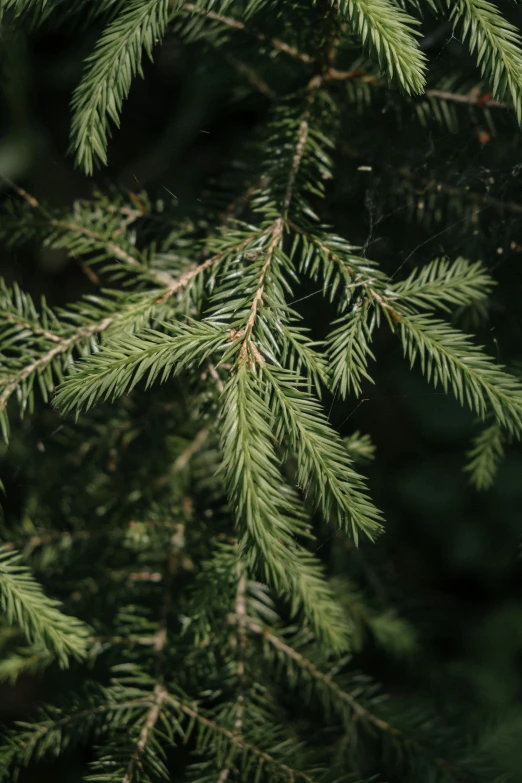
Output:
left=172, top=428, right=210, bottom=472
left=0, top=309, right=63, bottom=344
left=237, top=219, right=283, bottom=364
left=290, top=224, right=401, bottom=320
left=221, top=51, right=277, bottom=100
left=423, top=88, right=505, bottom=109
left=0, top=316, right=114, bottom=415
left=182, top=3, right=314, bottom=64
left=122, top=684, right=168, bottom=783
left=9, top=182, right=179, bottom=289
left=207, top=361, right=225, bottom=393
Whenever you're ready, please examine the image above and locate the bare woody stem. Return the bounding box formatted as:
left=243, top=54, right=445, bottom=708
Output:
left=182, top=3, right=314, bottom=64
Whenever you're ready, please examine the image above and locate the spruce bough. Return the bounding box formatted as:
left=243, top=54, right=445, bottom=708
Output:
left=0, top=0, right=521, bottom=780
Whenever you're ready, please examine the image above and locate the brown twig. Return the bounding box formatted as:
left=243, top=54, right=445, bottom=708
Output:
left=237, top=218, right=283, bottom=364
left=122, top=684, right=168, bottom=783
left=182, top=3, right=314, bottom=64
left=423, top=88, right=505, bottom=109
left=221, top=51, right=277, bottom=100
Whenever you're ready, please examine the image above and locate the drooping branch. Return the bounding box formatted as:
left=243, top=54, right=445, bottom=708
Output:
left=165, top=692, right=322, bottom=783
left=247, top=620, right=468, bottom=782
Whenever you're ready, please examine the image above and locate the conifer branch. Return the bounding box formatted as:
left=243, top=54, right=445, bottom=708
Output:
left=165, top=693, right=321, bottom=783
left=55, top=320, right=227, bottom=414
left=337, top=0, right=427, bottom=93
left=216, top=565, right=248, bottom=783
left=121, top=684, right=168, bottom=783
left=0, top=315, right=113, bottom=439
left=220, top=365, right=350, bottom=651
left=450, top=0, right=522, bottom=123
left=327, top=301, right=377, bottom=398
left=2, top=1, right=521, bottom=779
left=464, top=420, right=506, bottom=490
left=9, top=182, right=179, bottom=288
left=70, top=0, right=179, bottom=173
left=249, top=620, right=467, bottom=782
left=264, top=365, right=383, bottom=543
left=0, top=546, right=89, bottom=667
left=396, top=313, right=522, bottom=435
left=0, top=691, right=160, bottom=781
left=182, top=3, right=315, bottom=64
left=390, top=257, right=493, bottom=312
left=236, top=219, right=283, bottom=364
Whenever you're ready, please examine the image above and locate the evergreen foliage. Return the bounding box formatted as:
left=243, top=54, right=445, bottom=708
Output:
left=0, top=0, right=522, bottom=781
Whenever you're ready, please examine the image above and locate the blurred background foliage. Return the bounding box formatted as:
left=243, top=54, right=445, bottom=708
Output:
left=1, top=2, right=522, bottom=779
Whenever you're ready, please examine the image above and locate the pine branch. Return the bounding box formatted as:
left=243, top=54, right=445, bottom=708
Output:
left=119, top=684, right=168, bottom=783
left=337, top=0, right=427, bottom=94
left=0, top=312, right=113, bottom=440
left=0, top=0, right=50, bottom=22
left=220, top=364, right=350, bottom=652
left=343, top=431, right=376, bottom=464
left=0, top=546, right=89, bottom=667
left=215, top=566, right=248, bottom=783
left=182, top=3, right=315, bottom=64
left=6, top=182, right=180, bottom=288
left=390, top=257, right=494, bottom=312
left=292, top=226, right=388, bottom=306
left=450, top=0, right=522, bottom=123
left=464, top=420, right=506, bottom=490
left=0, top=689, right=158, bottom=782
left=327, top=300, right=377, bottom=398
left=264, top=365, right=383, bottom=543
left=234, top=219, right=284, bottom=365
left=70, top=0, right=178, bottom=173
left=54, top=320, right=227, bottom=414
left=396, top=312, right=522, bottom=435
left=219, top=362, right=311, bottom=591
left=0, top=281, right=195, bottom=440
left=247, top=620, right=466, bottom=782
left=165, top=692, right=322, bottom=783
left=396, top=167, right=522, bottom=219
